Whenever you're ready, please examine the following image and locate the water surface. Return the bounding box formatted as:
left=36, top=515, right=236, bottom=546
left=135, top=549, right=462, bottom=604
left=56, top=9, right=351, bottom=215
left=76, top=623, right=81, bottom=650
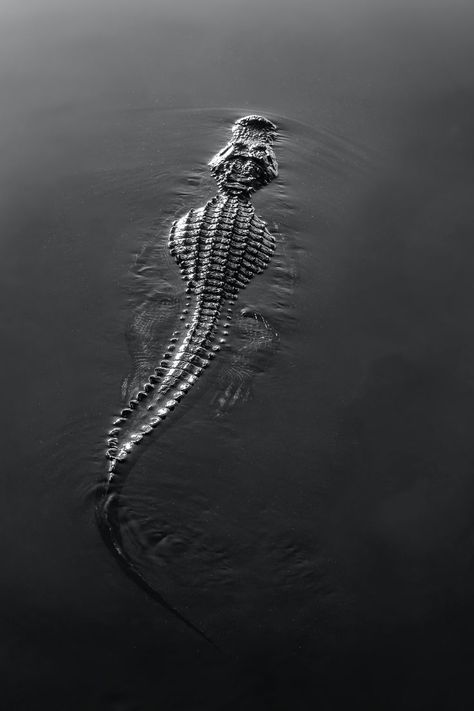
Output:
left=2, top=1, right=474, bottom=709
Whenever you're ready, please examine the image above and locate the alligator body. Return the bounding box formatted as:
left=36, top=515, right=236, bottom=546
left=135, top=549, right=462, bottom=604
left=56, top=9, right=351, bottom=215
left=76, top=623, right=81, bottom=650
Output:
left=97, top=115, right=279, bottom=646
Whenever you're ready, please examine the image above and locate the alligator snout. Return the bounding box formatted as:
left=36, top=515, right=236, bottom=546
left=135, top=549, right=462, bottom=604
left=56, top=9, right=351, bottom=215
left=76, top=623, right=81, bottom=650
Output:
left=208, top=114, right=278, bottom=194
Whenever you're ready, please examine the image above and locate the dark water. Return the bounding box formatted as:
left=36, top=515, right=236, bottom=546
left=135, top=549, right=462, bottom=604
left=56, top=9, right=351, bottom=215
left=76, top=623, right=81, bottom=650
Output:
left=2, top=1, right=474, bottom=709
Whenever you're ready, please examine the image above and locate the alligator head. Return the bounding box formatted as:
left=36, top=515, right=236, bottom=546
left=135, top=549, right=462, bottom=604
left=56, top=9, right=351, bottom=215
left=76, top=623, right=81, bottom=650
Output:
left=209, top=115, right=278, bottom=195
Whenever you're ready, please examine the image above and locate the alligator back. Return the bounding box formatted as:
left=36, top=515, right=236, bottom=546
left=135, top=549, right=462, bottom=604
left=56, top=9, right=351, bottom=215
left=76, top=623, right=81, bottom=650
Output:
left=106, top=193, right=275, bottom=467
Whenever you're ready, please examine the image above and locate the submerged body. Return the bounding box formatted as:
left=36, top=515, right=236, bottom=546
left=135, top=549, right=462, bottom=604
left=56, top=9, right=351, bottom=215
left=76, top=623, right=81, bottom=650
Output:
left=98, top=115, right=279, bottom=645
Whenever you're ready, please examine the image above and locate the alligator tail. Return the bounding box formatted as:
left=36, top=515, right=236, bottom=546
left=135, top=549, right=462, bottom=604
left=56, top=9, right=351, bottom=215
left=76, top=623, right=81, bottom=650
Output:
left=98, top=296, right=228, bottom=651
left=95, top=458, right=220, bottom=652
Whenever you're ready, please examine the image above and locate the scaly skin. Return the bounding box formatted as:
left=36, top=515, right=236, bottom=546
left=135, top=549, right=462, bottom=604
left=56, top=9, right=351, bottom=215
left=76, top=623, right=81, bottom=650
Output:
left=97, top=115, right=278, bottom=648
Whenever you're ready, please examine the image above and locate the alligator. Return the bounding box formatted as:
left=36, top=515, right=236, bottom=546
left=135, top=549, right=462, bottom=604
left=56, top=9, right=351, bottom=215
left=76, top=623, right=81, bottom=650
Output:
left=97, top=114, right=279, bottom=648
